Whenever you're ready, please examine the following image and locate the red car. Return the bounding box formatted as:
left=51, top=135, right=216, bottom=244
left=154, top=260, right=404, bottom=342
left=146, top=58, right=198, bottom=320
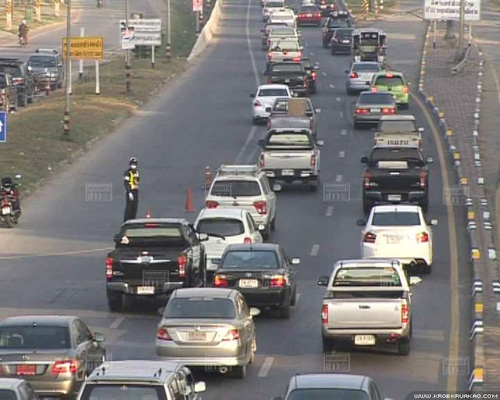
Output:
left=297, top=5, right=322, bottom=26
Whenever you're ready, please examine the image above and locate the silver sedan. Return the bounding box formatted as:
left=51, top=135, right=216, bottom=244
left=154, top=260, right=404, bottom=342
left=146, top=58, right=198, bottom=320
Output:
left=155, top=288, right=259, bottom=379
left=346, top=61, right=382, bottom=94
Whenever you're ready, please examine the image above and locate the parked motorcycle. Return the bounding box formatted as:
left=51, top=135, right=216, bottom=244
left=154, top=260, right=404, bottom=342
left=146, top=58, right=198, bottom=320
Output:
left=0, top=175, right=21, bottom=228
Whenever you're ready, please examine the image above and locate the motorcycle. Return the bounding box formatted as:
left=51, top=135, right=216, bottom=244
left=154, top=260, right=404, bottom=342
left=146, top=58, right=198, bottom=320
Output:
left=0, top=175, right=22, bottom=228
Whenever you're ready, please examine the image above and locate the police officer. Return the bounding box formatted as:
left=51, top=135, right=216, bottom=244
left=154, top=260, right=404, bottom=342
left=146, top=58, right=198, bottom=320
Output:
left=123, top=157, right=139, bottom=222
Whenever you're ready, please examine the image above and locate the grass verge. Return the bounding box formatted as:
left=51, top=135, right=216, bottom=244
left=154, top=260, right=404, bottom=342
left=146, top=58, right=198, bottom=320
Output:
left=0, top=5, right=66, bottom=34
left=0, top=0, right=197, bottom=195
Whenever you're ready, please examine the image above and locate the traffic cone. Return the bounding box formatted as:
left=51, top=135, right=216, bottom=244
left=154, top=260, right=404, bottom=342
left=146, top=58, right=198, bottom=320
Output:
left=185, top=187, right=195, bottom=212
left=146, top=211, right=151, bottom=218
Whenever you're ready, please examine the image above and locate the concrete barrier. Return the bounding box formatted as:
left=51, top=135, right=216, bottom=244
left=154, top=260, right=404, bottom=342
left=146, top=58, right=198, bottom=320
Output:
left=187, top=0, right=223, bottom=63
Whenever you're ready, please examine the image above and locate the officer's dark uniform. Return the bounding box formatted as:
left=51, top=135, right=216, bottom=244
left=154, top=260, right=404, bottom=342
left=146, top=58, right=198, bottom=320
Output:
left=123, top=159, right=139, bottom=222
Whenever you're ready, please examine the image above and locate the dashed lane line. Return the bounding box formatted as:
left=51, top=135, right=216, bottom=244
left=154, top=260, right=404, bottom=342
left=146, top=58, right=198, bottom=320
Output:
left=326, top=206, right=334, bottom=216
left=109, top=316, right=126, bottom=329
left=339, top=151, right=345, bottom=158
left=336, top=97, right=342, bottom=102
left=258, top=357, right=275, bottom=377
left=336, top=174, right=343, bottom=182
left=310, top=244, right=320, bottom=256
left=329, top=84, right=335, bottom=88
left=341, top=128, right=347, bottom=135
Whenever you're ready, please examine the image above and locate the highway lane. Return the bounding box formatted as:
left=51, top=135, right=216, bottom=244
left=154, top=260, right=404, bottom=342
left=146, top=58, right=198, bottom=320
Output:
left=0, top=0, right=472, bottom=398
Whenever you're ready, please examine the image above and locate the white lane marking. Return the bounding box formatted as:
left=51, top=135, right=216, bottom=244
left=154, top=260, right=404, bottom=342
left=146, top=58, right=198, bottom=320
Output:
left=340, top=111, right=344, bottom=117
left=341, top=128, right=347, bottom=135
left=258, top=357, right=274, bottom=377
left=310, top=51, right=314, bottom=56
left=390, top=33, right=417, bottom=40
left=0, top=247, right=114, bottom=260
left=336, top=174, right=343, bottom=182
left=322, top=72, right=327, bottom=76
left=296, top=293, right=301, bottom=304
left=336, top=97, right=342, bottom=102
left=339, top=151, right=345, bottom=158
left=310, top=244, right=320, bottom=256
left=326, top=206, right=334, bottom=216
left=329, top=84, right=335, bottom=88
left=235, top=126, right=258, bottom=163
left=109, top=316, right=125, bottom=329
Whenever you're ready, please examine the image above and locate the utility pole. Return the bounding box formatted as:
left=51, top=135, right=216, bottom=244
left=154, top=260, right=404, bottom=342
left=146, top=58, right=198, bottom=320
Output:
left=457, top=0, right=465, bottom=57
left=166, top=0, right=171, bottom=60
left=63, top=0, right=71, bottom=137
left=125, top=0, right=131, bottom=92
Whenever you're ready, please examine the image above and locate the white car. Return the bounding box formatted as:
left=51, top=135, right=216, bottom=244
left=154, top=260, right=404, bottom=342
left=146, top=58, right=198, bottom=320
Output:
left=263, top=1, right=285, bottom=20
left=250, top=84, right=291, bottom=123
left=194, top=208, right=264, bottom=275
left=269, top=9, right=297, bottom=28
left=358, top=204, right=437, bottom=273
left=346, top=61, right=382, bottom=94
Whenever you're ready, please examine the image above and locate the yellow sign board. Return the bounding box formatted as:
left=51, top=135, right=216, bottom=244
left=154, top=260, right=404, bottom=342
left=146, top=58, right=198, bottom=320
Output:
left=62, top=37, right=103, bottom=60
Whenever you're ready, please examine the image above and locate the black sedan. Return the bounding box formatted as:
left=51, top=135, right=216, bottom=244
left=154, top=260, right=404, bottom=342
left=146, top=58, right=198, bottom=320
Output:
left=321, top=13, right=352, bottom=48
left=330, top=28, right=354, bottom=54
left=213, top=243, right=299, bottom=319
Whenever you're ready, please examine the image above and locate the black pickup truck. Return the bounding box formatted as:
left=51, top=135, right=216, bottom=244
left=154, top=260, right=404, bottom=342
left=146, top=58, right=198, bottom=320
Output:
left=361, top=145, right=433, bottom=213
left=268, top=62, right=309, bottom=96
left=105, top=218, right=207, bottom=311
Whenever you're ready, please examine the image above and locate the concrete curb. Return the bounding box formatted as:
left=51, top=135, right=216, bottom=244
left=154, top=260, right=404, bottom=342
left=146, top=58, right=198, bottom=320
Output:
left=187, top=0, right=223, bottom=63
left=416, top=23, right=499, bottom=393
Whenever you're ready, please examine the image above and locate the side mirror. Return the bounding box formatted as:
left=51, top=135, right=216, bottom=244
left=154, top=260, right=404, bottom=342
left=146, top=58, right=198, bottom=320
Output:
left=258, top=139, right=266, bottom=147
left=418, top=127, right=424, bottom=132
left=258, top=224, right=266, bottom=231
left=266, top=107, right=272, bottom=113
left=317, top=276, right=329, bottom=286
left=426, top=156, right=434, bottom=164
left=58, top=63, right=63, bottom=68
left=198, top=233, right=209, bottom=241
left=409, top=276, right=422, bottom=286
left=316, top=139, right=324, bottom=146
left=93, top=332, right=105, bottom=343
left=194, top=381, right=206, bottom=393
left=272, top=183, right=282, bottom=192
left=429, top=218, right=438, bottom=226
left=249, top=93, right=255, bottom=98
left=212, top=258, right=221, bottom=266
left=360, top=156, right=368, bottom=163
left=315, top=108, right=321, bottom=113
left=356, top=219, right=366, bottom=226
left=291, top=257, right=300, bottom=265
left=249, top=307, right=261, bottom=317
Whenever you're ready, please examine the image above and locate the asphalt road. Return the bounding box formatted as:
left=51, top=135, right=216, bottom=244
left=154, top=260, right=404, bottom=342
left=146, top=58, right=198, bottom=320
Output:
left=0, top=0, right=472, bottom=398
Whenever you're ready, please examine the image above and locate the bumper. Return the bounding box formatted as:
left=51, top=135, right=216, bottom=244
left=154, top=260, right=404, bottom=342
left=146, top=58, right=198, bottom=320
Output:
left=298, top=18, right=322, bottom=25
left=26, top=377, right=77, bottom=396
left=362, top=245, right=432, bottom=266
left=240, top=287, right=290, bottom=308
left=363, top=190, right=427, bottom=203
left=347, top=81, right=371, bottom=91
left=265, top=169, right=318, bottom=182
left=353, top=114, right=383, bottom=124
left=331, top=45, right=351, bottom=53
left=107, top=281, right=183, bottom=295
left=253, top=107, right=270, bottom=119
left=322, top=326, right=410, bottom=342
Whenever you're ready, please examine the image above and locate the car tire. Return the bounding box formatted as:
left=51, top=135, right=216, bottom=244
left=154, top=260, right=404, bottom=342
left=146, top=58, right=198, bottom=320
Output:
left=290, top=287, right=297, bottom=306
left=232, top=365, right=247, bottom=379
left=270, top=214, right=276, bottom=230
left=18, top=93, right=26, bottom=107
left=423, top=263, right=432, bottom=274
left=322, top=335, right=335, bottom=353
left=262, top=223, right=271, bottom=240
left=398, top=338, right=411, bottom=355
left=362, top=198, right=373, bottom=214
left=107, top=290, right=123, bottom=312
left=278, top=303, right=291, bottom=319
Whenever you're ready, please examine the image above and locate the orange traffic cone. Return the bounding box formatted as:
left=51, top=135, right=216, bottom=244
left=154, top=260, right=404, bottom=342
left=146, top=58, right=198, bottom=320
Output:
left=146, top=211, right=151, bottom=218
left=185, top=187, right=195, bottom=212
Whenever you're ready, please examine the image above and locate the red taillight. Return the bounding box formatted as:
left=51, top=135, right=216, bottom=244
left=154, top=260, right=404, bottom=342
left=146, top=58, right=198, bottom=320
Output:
left=382, top=108, right=396, bottom=114
left=51, top=360, right=78, bottom=375
left=402, top=87, right=409, bottom=94
left=355, top=108, right=367, bottom=114
left=350, top=72, right=358, bottom=78
left=178, top=254, right=187, bottom=278
left=244, top=237, right=252, bottom=244
left=314, top=13, right=321, bottom=17
left=105, top=257, right=113, bottom=279
left=321, top=0, right=326, bottom=4
left=363, top=232, right=377, bottom=243
left=270, top=275, right=286, bottom=287
left=371, top=87, right=377, bottom=93
left=311, top=71, right=317, bottom=80
left=386, top=73, right=394, bottom=78
left=157, top=327, right=172, bottom=341
left=206, top=200, right=219, bottom=208
left=401, top=302, right=409, bottom=323
left=254, top=200, right=267, bottom=215
left=416, top=232, right=429, bottom=243
left=363, top=171, right=371, bottom=189
left=254, top=100, right=262, bottom=107
left=214, top=274, right=228, bottom=287
left=419, top=170, right=427, bottom=188
left=322, top=304, right=328, bottom=324
left=260, top=153, right=265, bottom=167
left=223, top=329, right=240, bottom=341
left=311, top=153, right=316, bottom=167
left=292, top=56, right=301, bottom=62
left=299, top=13, right=306, bottom=18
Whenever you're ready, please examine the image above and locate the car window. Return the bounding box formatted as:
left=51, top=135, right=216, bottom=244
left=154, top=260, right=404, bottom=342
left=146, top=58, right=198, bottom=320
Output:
left=258, top=88, right=289, bottom=97
left=80, top=384, right=167, bottom=400
left=221, top=250, right=279, bottom=269
left=75, top=320, right=93, bottom=344
left=371, top=211, right=421, bottom=226
left=268, top=133, right=312, bottom=146
left=378, top=120, right=416, bottom=132
left=374, top=76, right=404, bottom=86
left=335, top=28, right=353, bottom=36
left=358, top=93, right=395, bottom=105
left=271, top=64, right=302, bottom=73
left=28, top=56, right=56, bottom=68
left=164, top=298, right=236, bottom=319
left=122, top=225, right=183, bottom=239
left=333, top=267, right=402, bottom=287
left=288, top=389, right=369, bottom=399
left=0, top=325, right=71, bottom=349
left=369, top=148, right=423, bottom=164
left=0, top=390, right=16, bottom=400
left=211, top=180, right=261, bottom=197
left=270, top=41, right=299, bottom=51
left=196, top=218, right=245, bottom=237
left=353, top=63, right=380, bottom=72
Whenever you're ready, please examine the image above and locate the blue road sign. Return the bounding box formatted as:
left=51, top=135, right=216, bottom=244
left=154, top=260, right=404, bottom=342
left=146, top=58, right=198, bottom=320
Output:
left=0, top=111, right=6, bottom=143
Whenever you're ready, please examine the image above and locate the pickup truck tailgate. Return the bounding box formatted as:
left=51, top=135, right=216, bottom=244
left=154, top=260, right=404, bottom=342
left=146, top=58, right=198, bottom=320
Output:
left=371, top=162, right=421, bottom=191
left=327, top=298, right=402, bottom=329
left=264, top=150, right=314, bottom=169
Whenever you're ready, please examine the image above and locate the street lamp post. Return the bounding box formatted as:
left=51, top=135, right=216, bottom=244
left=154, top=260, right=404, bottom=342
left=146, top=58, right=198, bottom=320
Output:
left=125, top=0, right=131, bottom=92
left=63, top=0, right=71, bottom=136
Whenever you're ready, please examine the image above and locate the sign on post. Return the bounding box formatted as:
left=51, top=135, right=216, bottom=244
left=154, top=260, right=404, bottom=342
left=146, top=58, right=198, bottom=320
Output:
left=423, top=0, right=480, bottom=20
left=120, top=19, right=162, bottom=46
left=193, top=0, right=203, bottom=12
left=0, top=111, right=7, bottom=143
left=120, top=27, right=136, bottom=50
left=62, top=37, right=104, bottom=60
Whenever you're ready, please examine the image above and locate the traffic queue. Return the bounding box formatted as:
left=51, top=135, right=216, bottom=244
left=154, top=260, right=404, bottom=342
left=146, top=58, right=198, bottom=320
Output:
left=0, top=1, right=439, bottom=399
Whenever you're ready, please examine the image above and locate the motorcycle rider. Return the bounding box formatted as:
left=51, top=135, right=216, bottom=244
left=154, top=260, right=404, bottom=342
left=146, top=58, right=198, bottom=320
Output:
left=18, top=20, right=29, bottom=45
left=123, top=157, right=139, bottom=222
left=0, top=177, right=21, bottom=216
left=97, top=0, right=103, bottom=8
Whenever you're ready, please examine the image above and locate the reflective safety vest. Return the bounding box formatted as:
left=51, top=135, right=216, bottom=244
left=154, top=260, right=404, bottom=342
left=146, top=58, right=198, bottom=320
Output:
left=124, top=169, right=139, bottom=190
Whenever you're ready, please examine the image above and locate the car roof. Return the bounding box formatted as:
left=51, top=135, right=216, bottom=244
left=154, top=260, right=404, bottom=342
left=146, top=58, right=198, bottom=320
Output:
left=353, top=61, right=379, bottom=67
left=122, top=218, right=189, bottom=225
left=379, top=115, right=416, bottom=121
left=373, top=71, right=404, bottom=78
left=88, top=361, right=183, bottom=383
left=372, top=204, right=421, bottom=213
left=290, top=374, right=369, bottom=390
left=172, top=288, right=237, bottom=299
left=225, top=243, right=280, bottom=252
left=196, top=208, right=246, bottom=220
left=0, top=315, right=76, bottom=327
left=258, top=84, right=289, bottom=90
left=0, top=378, right=25, bottom=390
left=333, top=259, right=402, bottom=269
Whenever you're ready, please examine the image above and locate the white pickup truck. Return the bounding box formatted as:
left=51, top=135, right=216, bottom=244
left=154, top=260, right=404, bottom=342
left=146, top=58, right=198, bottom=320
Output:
left=374, top=131, right=422, bottom=150
left=317, top=259, right=421, bottom=355
left=258, top=128, right=323, bottom=191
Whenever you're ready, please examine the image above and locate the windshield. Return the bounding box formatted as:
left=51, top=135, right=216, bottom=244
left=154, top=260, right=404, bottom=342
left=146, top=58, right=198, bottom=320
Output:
left=119, top=224, right=188, bottom=247
left=270, top=28, right=294, bottom=35
left=374, top=76, right=404, bottom=86
left=221, top=250, right=279, bottom=269
left=266, top=23, right=287, bottom=32
left=258, top=88, right=289, bottom=97
left=270, top=41, right=299, bottom=51
left=164, top=298, right=236, bottom=319
left=0, top=65, right=21, bottom=77
left=372, top=211, right=421, bottom=226
left=333, top=267, right=402, bottom=287
left=266, top=2, right=283, bottom=7
left=268, top=133, right=312, bottom=146
left=369, top=148, right=422, bottom=164
left=288, top=389, right=369, bottom=400
left=0, top=326, right=71, bottom=349
left=328, top=19, right=349, bottom=27
left=272, top=64, right=302, bottom=73
left=379, top=120, right=417, bottom=132
left=0, top=390, right=16, bottom=400
left=28, top=56, right=56, bottom=68
left=196, top=218, right=244, bottom=237
left=300, top=5, right=319, bottom=11
left=80, top=384, right=167, bottom=400
left=211, top=180, right=261, bottom=197
left=334, top=28, right=353, bottom=37
left=358, top=93, right=394, bottom=105
left=353, top=63, right=380, bottom=72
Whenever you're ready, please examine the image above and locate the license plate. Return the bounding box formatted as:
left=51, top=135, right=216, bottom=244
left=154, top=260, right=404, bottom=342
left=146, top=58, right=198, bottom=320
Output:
left=306, top=13, right=312, bottom=16
left=371, top=108, right=381, bottom=113
left=17, top=365, right=36, bottom=375
left=365, top=81, right=371, bottom=85
left=354, top=335, right=376, bottom=346
left=285, top=78, right=290, bottom=83
left=239, top=279, right=258, bottom=288
left=387, top=194, right=402, bottom=201
left=386, top=235, right=403, bottom=244
left=282, top=169, right=294, bottom=176
left=342, top=40, right=350, bottom=44
left=1, top=206, right=10, bottom=214
left=137, top=286, right=155, bottom=295
left=188, top=331, right=207, bottom=341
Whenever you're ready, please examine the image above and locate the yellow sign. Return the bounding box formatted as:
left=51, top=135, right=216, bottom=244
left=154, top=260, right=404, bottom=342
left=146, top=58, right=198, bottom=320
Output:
left=62, top=37, right=103, bottom=60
